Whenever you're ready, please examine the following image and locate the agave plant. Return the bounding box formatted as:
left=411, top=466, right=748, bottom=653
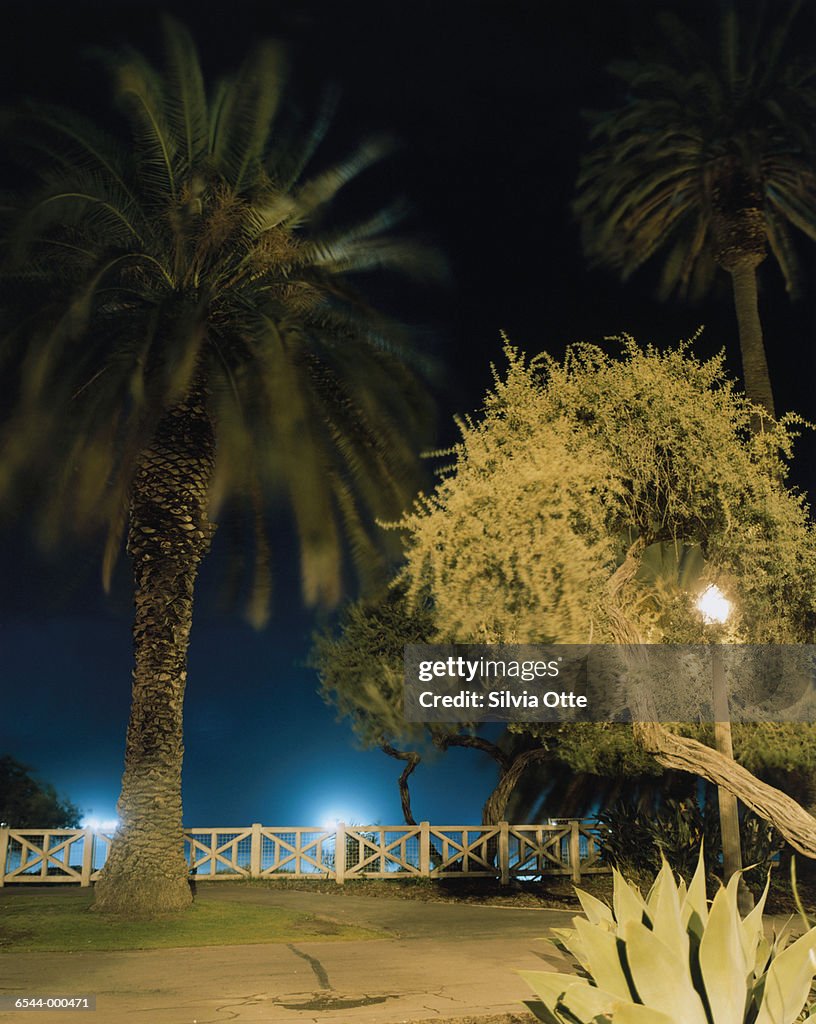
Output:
left=521, top=852, right=816, bottom=1023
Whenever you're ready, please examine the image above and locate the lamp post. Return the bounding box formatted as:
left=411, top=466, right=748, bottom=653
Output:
left=697, top=585, right=753, bottom=914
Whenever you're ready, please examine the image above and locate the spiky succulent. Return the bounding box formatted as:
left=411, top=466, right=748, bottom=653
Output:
left=522, top=852, right=816, bottom=1023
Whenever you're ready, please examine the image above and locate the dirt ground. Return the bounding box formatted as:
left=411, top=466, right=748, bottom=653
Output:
left=211, top=868, right=816, bottom=917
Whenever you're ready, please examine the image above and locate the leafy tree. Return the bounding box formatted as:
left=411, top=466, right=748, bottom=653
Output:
left=0, top=19, right=439, bottom=915
left=0, top=755, right=81, bottom=828
left=575, top=4, right=816, bottom=417
left=396, top=335, right=816, bottom=857
left=313, top=588, right=553, bottom=825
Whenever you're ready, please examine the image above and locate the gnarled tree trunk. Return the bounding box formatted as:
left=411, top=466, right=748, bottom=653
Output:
left=633, top=721, right=816, bottom=858
left=380, top=741, right=421, bottom=825
left=481, top=747, right=552, bottom=825
left=94, top=382, right=216, bottom=916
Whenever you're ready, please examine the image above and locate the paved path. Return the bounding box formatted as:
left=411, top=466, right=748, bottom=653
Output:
left=0, top=887, right=577, bottom=1024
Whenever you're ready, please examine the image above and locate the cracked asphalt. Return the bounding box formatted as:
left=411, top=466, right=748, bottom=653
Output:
left=0, top=887, right=577, bottom=1023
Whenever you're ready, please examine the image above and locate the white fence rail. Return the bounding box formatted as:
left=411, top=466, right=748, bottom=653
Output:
left=0, top=820, right=608, bottom=887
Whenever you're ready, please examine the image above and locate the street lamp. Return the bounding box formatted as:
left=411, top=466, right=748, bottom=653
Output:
left=697, top=585, right=753, bottom=914
left=698, top=584, right=730, bottom=626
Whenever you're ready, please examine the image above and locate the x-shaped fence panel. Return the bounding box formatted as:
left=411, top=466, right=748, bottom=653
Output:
left=344, top=827, right=422, bottom=876
left=185, top=829, right=252, bottom=877
left=258, top=828, right=335, bottom=877
left=428, top=826, right=501, bottom=876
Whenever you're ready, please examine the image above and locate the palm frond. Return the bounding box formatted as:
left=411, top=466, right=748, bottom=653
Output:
left=289, top=137, right=395, bottom=223
left=576, top=2, right=816, bottom=302
left=159, top=15, right=208, bottom=172
left=720, top=5, right=739, bottom=94
left=6, top=103, right=136, bottom=209
left=303, top=235, right=449, bottom=282
left=210, top=41, right=287, bottom=192
left=271, top=85, right=339, bottom=191
left=0, top=18, right=439, bottom=609
left=110, top=50, right=179, bottom=201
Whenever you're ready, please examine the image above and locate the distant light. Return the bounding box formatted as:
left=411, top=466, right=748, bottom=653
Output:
left=320, top=811, right=372, bottom=830
left=81, top=816, right=119, bottom=832
left=698, top=585, right=731, bottom=625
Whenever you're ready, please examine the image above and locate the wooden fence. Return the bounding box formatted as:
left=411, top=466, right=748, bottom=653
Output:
left=0, top=820, right=609, bottom=887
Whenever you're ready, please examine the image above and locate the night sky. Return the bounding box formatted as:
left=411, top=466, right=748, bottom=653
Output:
left=1, top=0, right=815, bottom=829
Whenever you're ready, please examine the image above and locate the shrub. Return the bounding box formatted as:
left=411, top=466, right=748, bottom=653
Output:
left=597, top=797, right=783, bottom=892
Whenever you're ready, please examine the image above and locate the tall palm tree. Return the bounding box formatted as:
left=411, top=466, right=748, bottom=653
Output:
left=0, top=18, right=441, bottom=915
left=574, top=2, right=816, bottom=418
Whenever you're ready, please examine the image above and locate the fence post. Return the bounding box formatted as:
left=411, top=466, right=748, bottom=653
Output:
left=335, top=822, right=345, bottom=886
left=569, top=820, right=581, bottom=883
left=420, top=822, right=430, bottom=876
left=0, top=828, right=9, bottom=887
left=499, top=822, right=510, bottom=886
left=250, top=823, right=262, bottom=878
left=80, top=828, right=94, bottom=887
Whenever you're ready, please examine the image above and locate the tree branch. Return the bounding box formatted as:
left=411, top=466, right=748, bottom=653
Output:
left=431, top=730, right=513, bottom=773
left=608, top=538, right=816, bottom=859
left=634, top=721, right=816, bottom=858
left=380, top=741, right=421, bottom=826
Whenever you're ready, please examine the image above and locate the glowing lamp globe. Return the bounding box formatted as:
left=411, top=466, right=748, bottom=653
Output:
left=697, top=584, right=731, bottom=625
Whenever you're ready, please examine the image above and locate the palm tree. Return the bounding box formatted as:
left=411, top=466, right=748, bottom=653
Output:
left=0, top=18, right=441, bottom=915
left=574, top=2, right=816, bottom=418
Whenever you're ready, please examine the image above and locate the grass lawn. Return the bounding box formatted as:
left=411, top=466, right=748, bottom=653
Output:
left=0, top=887, right=384, bottom=952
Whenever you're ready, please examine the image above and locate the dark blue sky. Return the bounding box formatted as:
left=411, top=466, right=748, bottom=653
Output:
left=1, top=0, right=815, bottom=829
left=0, top=608, right=500, bottom=826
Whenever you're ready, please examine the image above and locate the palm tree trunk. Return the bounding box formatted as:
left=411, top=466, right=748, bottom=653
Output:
left=93, top=382, right=216, bottom=916
left=729, top=261, right=775, bottom=420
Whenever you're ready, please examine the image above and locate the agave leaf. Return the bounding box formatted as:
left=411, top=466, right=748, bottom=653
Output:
left=560, top=979, right=630, bottom=1018
left=753, top=933, right=772, bottom=980
left=698, top=875, right=750, bottom=1024
left=550, top=926, right=591, bottom=973
left=612, top=868, right=650, bottom=928
left=741, top=870, right=772, bottom=970
left=754, top=926, right=816, bottom=1024
left=769, top=916, right=794, bottom=957
left=525, top=1001, right=561, bottom=1024
left=681, top=846, right=709, bottom=938
left=573, top=916, right=634, bottom=999
left=622, top=918, right=709, bottom=1024
left=612, top=1006, right=679, bottom=1024
left=517, top=969, right=578, bottom=1007
left=575, top=886, right=615, bottom=927
left=649, top=858, right=689, bottom=961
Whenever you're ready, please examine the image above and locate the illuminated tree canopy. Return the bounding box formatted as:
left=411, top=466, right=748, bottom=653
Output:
left=395, top=335, right=816, bottom=854
left=399, top=335, right=816, bottom=642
